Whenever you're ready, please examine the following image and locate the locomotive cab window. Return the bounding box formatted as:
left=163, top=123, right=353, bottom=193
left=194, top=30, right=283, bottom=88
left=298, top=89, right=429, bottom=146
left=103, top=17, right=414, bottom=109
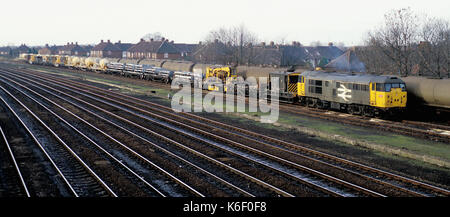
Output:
left=400, top=83, right=406, bottom=91
left=289, top=75, right=298, bottom=83
left=385, top=83, right=392, bottom=92
left=376, top=83, right=384, bottom=91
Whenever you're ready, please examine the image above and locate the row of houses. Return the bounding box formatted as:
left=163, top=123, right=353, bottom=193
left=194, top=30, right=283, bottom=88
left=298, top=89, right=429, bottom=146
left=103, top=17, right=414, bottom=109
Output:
left=33, top=38, right=196, bottom=60
left=1, top=39, right=348, bottom=68
left=0, top=44, right=38, bottom=56
left=193, top=40, right=345, bottom=67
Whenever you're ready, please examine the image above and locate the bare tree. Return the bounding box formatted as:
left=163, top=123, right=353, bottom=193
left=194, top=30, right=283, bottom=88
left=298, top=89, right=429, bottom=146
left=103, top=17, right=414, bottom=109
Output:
left=204, top=24, right=259, bottom=65
left=142, top=32, right=164, bottom=41
left=368, top=8, right=419, bottom=76
left=418, top=18, right=449, bottom=77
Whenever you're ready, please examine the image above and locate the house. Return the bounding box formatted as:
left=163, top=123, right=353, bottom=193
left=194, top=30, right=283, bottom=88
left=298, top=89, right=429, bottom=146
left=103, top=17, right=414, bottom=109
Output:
left=114, top=41, right=134, bottom=58
left=173, top=42, right=198, bottom=60
left=14, top=44, right=33, bottom=55
left=91, top=40, right=122, bottom=58
left=58, top=42, right=88, bottom=56
left=0, top=46, right=11, bottom=55
left=38, top=44, right=60, bottom=55
left=126, top=38, right=181, bottom=60
left=251, top=41, right=312, bottom=67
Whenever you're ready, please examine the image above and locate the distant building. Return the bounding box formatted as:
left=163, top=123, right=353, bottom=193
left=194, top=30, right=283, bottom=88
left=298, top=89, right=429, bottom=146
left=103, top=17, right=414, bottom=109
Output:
left=114, top=41, right=134, bottom=58
left=252, top=41, right=312, bottom=67
left=58, top=42, right=88, bottom=56
left=0, top=46, right=11, bottom=55
left=91, top=40, right=122, bottom=58
left=173, top=42, right=198, bottom=59
left=38, top=44, right=60, bottom=55
left=126, top=38, right=181, bottom=60
left=82, top=45, right=93, bottom=56
left=15, top=44, right=32, bottom=55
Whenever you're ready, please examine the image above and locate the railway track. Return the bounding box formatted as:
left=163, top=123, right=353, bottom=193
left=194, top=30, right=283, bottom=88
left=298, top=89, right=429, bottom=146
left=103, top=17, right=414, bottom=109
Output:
left=279, top=104, right=450, bottom=143
left=23, top=63, right=450, bottom=143
left=0, top=77, right=213, bottom=197
left=0, top=90, right=112, bottom=197
left=1, top=66, right=448, bottom=197
left=0, top=126, right=29, bottom=197
left=0, top=69, right=342, bottom=197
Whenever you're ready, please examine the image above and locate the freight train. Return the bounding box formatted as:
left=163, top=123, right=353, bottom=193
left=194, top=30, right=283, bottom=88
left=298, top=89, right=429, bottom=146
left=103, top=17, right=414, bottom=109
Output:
left=19, top=53, right=227, bottom=90
left=18, top=53, right=449, bottom=117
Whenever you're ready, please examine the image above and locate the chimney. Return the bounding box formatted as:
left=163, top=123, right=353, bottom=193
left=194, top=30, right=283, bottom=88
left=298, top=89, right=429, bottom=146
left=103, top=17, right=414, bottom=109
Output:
left=107, top=39, right=110, bottom=43
left=328, top=42, right=333, bottom=46
left=292, top=41, right=296, bottom=46
left=270, top=41, right=274, bottom=46
left=75, top=42, right=78, bottom=45
left=118, top=40, right=121, bottom=44
left=67, top=42, right=70, bottom=45
left=161, top=37, right=165, bottom=41
left=140, top=38, right=144, bottom=42
left=150, top=38, right=154, bottom=42
left=199, top=41, right=202, bottom=45
left=45, top=43, right=49, bottom=47
left=261, top=42, right=266, bottom=47
left=101, top=39, right=104, bottom=43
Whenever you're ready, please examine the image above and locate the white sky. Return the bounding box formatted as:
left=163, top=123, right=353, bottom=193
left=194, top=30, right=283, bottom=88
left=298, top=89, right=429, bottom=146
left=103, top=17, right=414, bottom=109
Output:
left=1, top=0, right=449, bottom=47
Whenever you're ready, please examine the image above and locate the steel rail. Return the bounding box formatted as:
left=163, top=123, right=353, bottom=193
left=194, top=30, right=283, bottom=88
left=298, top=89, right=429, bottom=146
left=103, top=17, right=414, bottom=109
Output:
left=14, top=67, right=450, bottom=196
left=0, top=94, right=80, bottom=196
left=9, top=64, right=450, bottom=196
left=0, top=126, right=30, bottom=197
left=0, top=78, right=168, bottom=197
left=0, top=84, right=117, bottom=197
left=0, top=75, right=209, bottom=197
left=0, top=73, right=288, bottom=197
left=2, top=70, right=381, bottom=197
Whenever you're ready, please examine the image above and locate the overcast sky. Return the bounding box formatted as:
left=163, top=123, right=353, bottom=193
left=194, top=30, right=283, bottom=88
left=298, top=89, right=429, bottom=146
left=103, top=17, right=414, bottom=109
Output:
left=1, top=0, right=449, bottom=47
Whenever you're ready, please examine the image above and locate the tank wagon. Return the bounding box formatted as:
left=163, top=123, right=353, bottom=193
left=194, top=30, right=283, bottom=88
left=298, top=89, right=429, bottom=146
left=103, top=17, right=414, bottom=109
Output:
left=401, top=76, right=450, bottom=110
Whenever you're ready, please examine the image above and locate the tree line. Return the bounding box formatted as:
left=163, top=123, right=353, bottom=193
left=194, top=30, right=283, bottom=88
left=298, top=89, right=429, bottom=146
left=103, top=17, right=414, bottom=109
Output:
left=195, top=8, right=449, bottom=78
left=360, top=8, right=449, bottom=78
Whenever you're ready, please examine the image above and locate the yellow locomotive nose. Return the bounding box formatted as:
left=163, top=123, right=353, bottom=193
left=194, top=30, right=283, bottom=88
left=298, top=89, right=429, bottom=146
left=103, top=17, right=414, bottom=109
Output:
left=389, top=87, right=406, bottom=107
